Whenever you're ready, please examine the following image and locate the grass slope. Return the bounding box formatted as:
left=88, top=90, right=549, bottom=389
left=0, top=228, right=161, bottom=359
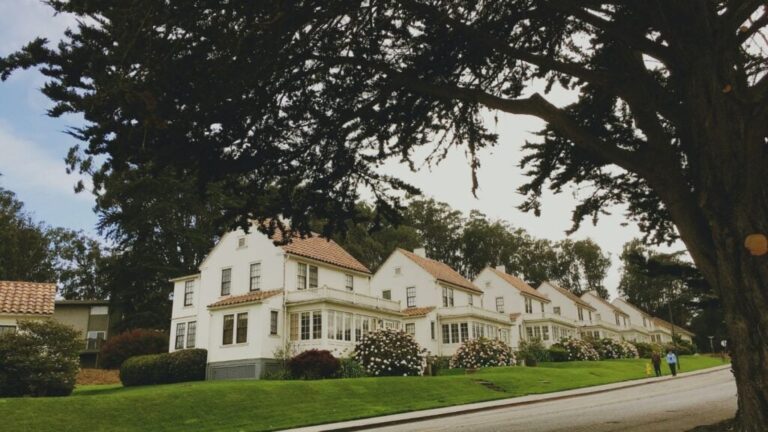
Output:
left=0, top=355, right=725, bottom=432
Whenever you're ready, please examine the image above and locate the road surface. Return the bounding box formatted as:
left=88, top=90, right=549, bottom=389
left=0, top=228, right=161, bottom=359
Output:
left=372, top=368, right=737, bottom=432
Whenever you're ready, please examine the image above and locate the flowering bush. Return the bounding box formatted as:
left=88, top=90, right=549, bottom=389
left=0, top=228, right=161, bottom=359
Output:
left=556, top=338, right=600, bottom=361
left=593, top=338, right=639, bottom=359
left=450, top=338, right=515, bottom=369
left=352, top=329, right=425, bottom=376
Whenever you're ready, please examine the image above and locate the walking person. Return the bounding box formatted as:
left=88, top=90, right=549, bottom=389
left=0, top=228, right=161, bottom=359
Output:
left=651, top=351, right=662, bottom=377
left=666, top=349, right=678, bottom=376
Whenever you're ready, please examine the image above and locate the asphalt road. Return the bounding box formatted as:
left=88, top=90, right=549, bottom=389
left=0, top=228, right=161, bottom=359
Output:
left=372, top=368, right=737, bottom=432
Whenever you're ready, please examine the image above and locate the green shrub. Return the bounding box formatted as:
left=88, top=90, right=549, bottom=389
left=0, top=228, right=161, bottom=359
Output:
left=427, top=356, right=451, bottom=376
left=0, top=319, right=81, bottom=397
left=353, top=329, right=425, bottom=376
left=666, top=338, right=696, bottom=355
left=633, top=342, right=663, bottom=358
left=518, top=339, right=549, bottom=366
left=99, top=329, right=169, bottom=369
left=547, top=345, right=570, bottom=362
left=120, top=349, right=207, bottom=386
left=450, top=338, right=515, bottom=368
left=338, top=357, right=367, bottom=378
left=287, top=349, right=340, bottom=379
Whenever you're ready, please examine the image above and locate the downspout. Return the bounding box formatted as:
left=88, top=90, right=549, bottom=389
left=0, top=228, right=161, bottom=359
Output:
left=282, top=252, right=288, bottom=363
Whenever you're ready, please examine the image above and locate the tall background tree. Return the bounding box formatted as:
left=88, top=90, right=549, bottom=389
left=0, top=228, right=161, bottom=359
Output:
left=2, top=1, right=766, bottom=428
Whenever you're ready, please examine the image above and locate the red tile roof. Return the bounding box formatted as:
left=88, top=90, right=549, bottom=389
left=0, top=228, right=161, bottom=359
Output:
left=582, top=291, right=629, bottom=316
left=208, top=290, right=283, bottom=309
left=545, top=281, right=596, bottom=311
left=271, top=231, right=371, bottom=274
left=402, top=306, right=436, bottom=317
left=488, top=268, right=550, bottom=302
left=398, top=249, right=481, bottom=293
left=0, top=281, right=56, bottom=315
left=652, top=317, right=695, bottom=336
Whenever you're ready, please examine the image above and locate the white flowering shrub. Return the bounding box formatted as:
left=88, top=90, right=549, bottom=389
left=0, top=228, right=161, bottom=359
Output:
left=594, top=338, right=639, bottom=359
left=618, top=340, right=640, bottom=358
left=352, top=329, right=425, bottom=376
left=557, top=338, right=600, bottom=361
left=450, top=338, right=515, bottom=369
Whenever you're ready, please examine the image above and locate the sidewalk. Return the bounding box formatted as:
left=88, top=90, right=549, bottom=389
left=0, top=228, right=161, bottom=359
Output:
left=285, top=364, right=732, bottom=432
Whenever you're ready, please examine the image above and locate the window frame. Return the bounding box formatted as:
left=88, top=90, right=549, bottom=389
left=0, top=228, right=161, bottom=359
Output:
left=186, top=322, right=196, bottom=348
left=220, top=268, right=232, bottom=296
left=345, top=273, right=354, bottom=291
left=524, top=297, right=533, bottom=314
left=382, top=289, right=391, bottom=300
left=405, top=323, right=416, bottom=336
left=175, top=322, right=186, bottom=349
left=495, top=296, right=504, bottom=313
left=270, top=310, right=279, bottom=336
left=406, top=286, right=416, bottom=308
left=184, top=280, right=194, bottom=306
left=249, top=262, right=262, bottom=291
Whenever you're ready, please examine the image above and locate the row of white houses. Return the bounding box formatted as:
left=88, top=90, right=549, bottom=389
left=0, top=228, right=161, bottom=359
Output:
left=168, top=224, right=694, bottom=379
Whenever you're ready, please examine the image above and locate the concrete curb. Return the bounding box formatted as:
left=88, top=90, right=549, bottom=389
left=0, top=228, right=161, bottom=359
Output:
left=285, top=364, right=732, bottom=432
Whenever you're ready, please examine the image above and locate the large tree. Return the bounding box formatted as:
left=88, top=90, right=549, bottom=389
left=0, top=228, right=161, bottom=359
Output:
left=2, top=1, right=767, bottom=427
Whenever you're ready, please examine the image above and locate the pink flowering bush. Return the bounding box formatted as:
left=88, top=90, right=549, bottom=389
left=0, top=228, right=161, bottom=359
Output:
left=450, top=338, right=515, bottom=369
left=557, top=338, right=600, bottom=361
left=352, top=329, right=425, bottom=376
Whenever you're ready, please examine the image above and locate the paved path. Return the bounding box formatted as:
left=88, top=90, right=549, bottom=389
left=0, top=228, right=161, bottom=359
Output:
left=288, top=366, right=736, bottom=432
left=374, top=368, right=737, bottom=432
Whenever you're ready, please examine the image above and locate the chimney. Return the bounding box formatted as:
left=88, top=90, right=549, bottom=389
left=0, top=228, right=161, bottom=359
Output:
left=495, top=265, right=506, bottom=273
left=413, top=247, right=427, bottom=257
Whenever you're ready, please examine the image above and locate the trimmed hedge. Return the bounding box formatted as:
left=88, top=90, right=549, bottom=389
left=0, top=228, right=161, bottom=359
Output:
left=287, top=349, right=340, bottom=380
left=100, top=329, right=169, bottom=369
left=120, top=349, right=207, bottom=386
left=547, top=346, right=570, bottom=362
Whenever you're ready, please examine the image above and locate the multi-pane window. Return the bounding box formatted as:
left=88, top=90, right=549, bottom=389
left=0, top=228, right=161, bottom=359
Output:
left=578, top=307, right=584, bottom=321
left=642, top=317, right=647, bottom=327
left=441, top=323, right=463, bottom=344
left=430, top=321, right=436, bottom=340
left=300, top=311, right=311, bottom=340
left=450, top=323, right=459, bottom=343
left=312, top=311, right=322, bottom=339
left=382, top=290, right=391, bottom=300
left=406, top=286, right=416, bottom=308
left=184, top=280, right=194, bottom=306
left=525, top=297, right=533, bottom=313
left=175, top=323, right=186, bottom=349
left=236, top=313, right=248, bottom=343
left=223, top=315, right=234, bottom=345
left=540, top=302, right=545, bottom=313
left=553, top=306, right=561, bottom=315
left=442, top=287, right=454, bottom=307
left=250, top=263, right=261, bottom=291
left=526, top=326, right=534, bottom=340
left=292, top=310, right=322, bottom=341
left=468, top=294, right=473, bottom=306
left=297, top=263, right=307, bottom=290
left=460, top=323, right=469, bottom=342
left=615, top=312, right=621, bottom=326
left=405, top=323, right=416, bottom=336
left=344, top=313, right=352, bottom=341
left=220, top=268, right=232, bottom=296
left=270, top=310, right=278, bottom=335
left=533, top=326, right=542, bottom=339
left=186, top=322, right=196, bottom=348
left=495, top=297, right=504, bottom=313
left=499, top=329, right=509, bottom=344
left=345, top=274, right=354, bottom=291
left=442, top=324, right=450, bottom=343
left=309, top=265, right=318, bottom=289
left=0, top=325, right=16, bottom=336
left=542, top=326, right=550, bottom=341
left=289, top=313, right=299, bottom=341
left=473, top=322, right=484, bottom=339
left=589, top=311, right=593, bottom=321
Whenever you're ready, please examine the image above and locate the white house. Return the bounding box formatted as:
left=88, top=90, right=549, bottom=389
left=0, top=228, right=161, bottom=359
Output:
left=579, top=290, right=631, bottom=340
left=535, top=281, right=596, bottom=343
left=0, top=280, right=56, bottom=335
left=650, top=317, right=695, bottom=344
left=168, top=225, right=403, bottom=379
left=611, top=297, right=653, bottom=343
left=371, top=249, right=514, bottom=356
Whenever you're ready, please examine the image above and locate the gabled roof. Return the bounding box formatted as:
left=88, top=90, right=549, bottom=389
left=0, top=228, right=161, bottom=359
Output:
left=402, top=306, right=435, bottom=317
left=272, top=231, right=371, bottom=274
left=581, top=291, right=629, bottom=316
left=397, top=249, right=481, bottom=293
left=652, top=317, right=695, bottom=336
left=543, top=281, right=595, bottom=311
left=208, top=290, right=283, bottom=309
left=0, top=281, right=56, bottom=315
left=612, top=297, right=651, bottom=317
left=487, top=267, right=550, bottom=302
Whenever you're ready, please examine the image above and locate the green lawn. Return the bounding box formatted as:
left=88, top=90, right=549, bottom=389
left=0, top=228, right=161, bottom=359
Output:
left=0, top=355, right=725, bottom=432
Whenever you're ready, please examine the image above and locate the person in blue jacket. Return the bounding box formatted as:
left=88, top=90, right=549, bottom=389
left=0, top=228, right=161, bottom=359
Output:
left=666, top=350, right=678, bottom=376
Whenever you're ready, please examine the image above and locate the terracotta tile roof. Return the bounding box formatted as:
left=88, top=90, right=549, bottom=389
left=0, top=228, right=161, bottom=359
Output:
left=208, top=290, right=283, bottom=309
left=652, top=317, right=695, bottom=336
left=509, top=313, right=522, bottom=320
left=488, top=268, right=550, bottom=302
left=582, top=292, right=628, bottom=316
left=271, top=231, right=371, bottom=274
left=612, top=298, right=651, bottom=317
left=545, top=281, right=595, bottom=311
left=0, top=281, right=56, bottom=315
left=398, top=249, right=481, bottom=293
left=402, top=306, right=436, bottom=317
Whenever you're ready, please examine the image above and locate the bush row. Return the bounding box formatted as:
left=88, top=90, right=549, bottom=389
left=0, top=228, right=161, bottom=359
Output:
left=120, top=349, right=207, bottom=386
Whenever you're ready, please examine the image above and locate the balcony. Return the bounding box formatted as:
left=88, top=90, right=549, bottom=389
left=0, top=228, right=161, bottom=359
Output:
left=285, top=285, right=401, bottom=312
left=437, top=305, right=512, bottom=324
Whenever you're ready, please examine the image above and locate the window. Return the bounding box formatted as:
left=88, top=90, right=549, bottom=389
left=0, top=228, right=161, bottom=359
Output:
left=270, top=311, right=279, bottom=335
left=468, top=294, right=473, bottom=306
left=0, top=325, right=16, bottom=337
left=237, top=237, right=246, bottom=248
left=344, top=313, right=352, bottom=341
left=460, top=323, right=469, bottom=342
left=450, top=323, right=459, bottom=343
left=642, top=317, right=647, bottom=327
left=615, top=312, right=621, bottom=326
left=553, top=306, right=561, bottom=315
left=500, top=329, right=509, bottom=344
left=345, top=274, right=354, bottom=291
left=442, top=287, right=454, bottom=307
left=406, top=286, right=416, bottom=308
left=327, top=311, right=336, bottom=339
left=184, top=280, right=194, bottom=306
left=541, top=302, right=545, bottom=313
left=394, top=266, right=402, bottom=275
left=313, top=311, right=322, bottom=339
left=525, top=297, right=533, bottom=314
left=309, top=265, right=318, bottom=288
left=221, top=268, right=232, bottom=296
left=382, top=290, right=391, bottom=300
left=578, top=307, right=584, bottom=321
left=297, top=263, right=307, bottom=290
left=186, top=322, right=196, bottom=348
left=236, top=313, right=248, bottom=343
left=589, top=311, right=593, bottom=321
left=430, top=321, right=436, bottom=340
left=542, top=326, right=550, bottom=341
left=86, top=331, right=106, bottom=350
left=290, top=313, right=299, bottom=341
left=495, top=297, right=504, bottom=313
left=405, top=323, right=416, bottom=336
left=90, top=305, right=108, bottom=315
left=300, top=311, right=311, bottom=340
left=526, top=326, right=534, bottom=340
left=175, top=323, right=186, bottom=349
left=473, top=322, right=484, bottom=339
left=250, top=263, right=261, bottom=291
left=442, top=324, right=450, bottom=343
left=223, top=314, right=235, bottom=345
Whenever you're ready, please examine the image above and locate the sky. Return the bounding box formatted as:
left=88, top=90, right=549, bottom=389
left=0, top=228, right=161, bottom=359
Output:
left=0, top=2, right=685, bottom=298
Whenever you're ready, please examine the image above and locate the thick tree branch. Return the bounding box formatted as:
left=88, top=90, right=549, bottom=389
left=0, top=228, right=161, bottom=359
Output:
left=726, top=0, right=764, bottom=30
left=737, top=11, right=768, bottom=44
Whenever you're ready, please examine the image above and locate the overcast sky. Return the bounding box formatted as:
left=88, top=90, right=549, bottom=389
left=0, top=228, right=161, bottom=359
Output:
left=0, top=1, right=686, bottom=298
